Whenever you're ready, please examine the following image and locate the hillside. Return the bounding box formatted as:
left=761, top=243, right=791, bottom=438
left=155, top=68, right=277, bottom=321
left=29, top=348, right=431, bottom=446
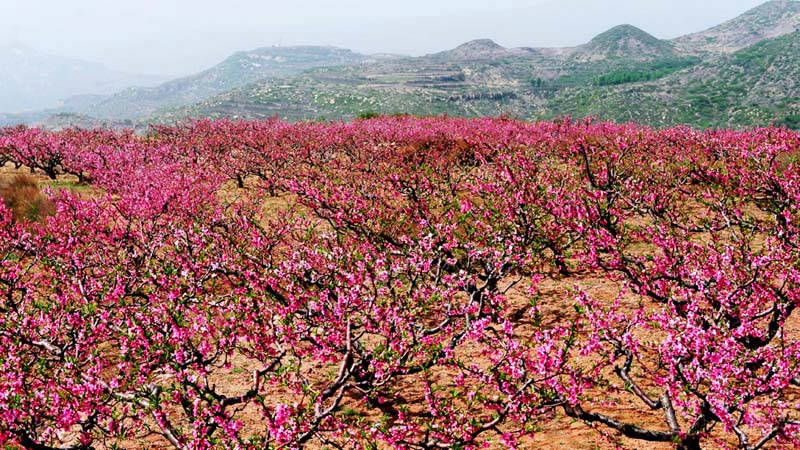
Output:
left=549, top=31, right=800, bottom=128
left=430, top=39, right=538, bottom=60
left=574, top=25, right=678, bottom=60
left=152, top=27, right=698, bottom=124
left=0, top=43, right=165, bottom=113
left=156, top=2, right=800, bottom=128
left=12, top=0, right=800, bottom=129
left=674, top=0, right=800, bottom=53
left=61, top=46, right=380, bottom=121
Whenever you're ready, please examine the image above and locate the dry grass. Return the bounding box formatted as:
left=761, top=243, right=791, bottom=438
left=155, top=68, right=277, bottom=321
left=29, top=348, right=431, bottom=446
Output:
left=0, top=173, right=56, bottom=223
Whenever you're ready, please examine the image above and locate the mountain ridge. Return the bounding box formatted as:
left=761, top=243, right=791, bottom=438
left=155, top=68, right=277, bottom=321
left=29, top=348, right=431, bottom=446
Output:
left=674, top=0, right=800, bottom=53
left=58, top=45, right=380, bottom=121
left=576, top=24, right=678, bottom=60
left=5, top=1, right=800, bottom=129
left=551, top=30, right=800, bottom=128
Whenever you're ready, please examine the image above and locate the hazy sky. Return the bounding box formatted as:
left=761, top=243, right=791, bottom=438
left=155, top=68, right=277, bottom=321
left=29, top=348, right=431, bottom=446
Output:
left=0, top=0, right=771, bottom=77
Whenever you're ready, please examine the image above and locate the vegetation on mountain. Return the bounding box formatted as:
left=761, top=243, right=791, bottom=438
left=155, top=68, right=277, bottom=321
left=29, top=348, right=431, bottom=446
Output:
left=60, top=46, right=378, bottom=120
left=5, top=1, right=800, bottom=130
left=591, top=58, right=700, bottom=86
left=551, top=30, right=800, bottom=128
left=675, top=0, right=800, bottom=53
left=576, top=24, right=678, bottom=60
left=150, top=1, right=800, bottom=130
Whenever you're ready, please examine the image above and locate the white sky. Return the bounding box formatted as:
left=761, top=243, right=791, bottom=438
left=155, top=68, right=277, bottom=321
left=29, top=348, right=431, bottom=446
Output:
left=0, top=0, right=772, bottom=77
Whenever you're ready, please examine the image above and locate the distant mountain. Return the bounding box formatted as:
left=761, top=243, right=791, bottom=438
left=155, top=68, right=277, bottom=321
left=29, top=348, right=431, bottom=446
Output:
left=430, top=28, right=678, bottom=64
left=35, top=113, right=121, bottom=131
left=432, top=39, right=533, bottom=60
left=62, top=46, right=382, bottom=120
left=153, top=44, right=555, bottom=123
left=674, top=0, right=800, bottom=53
left=0, top=43, right=166, bottom=113
left=14, top=1, right=800, bottom=130
left=550, top=30, right=800, bottom=128
left=159, top=1, right=800, bottom=130
left=152, top=26, right=696, bottom=124
left=575, top=25, right=678, bottom=60
left=0, top=111, right=44, bottom=127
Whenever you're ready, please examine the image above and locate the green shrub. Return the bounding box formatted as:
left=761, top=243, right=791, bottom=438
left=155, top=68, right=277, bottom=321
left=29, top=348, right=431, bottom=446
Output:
left=593, top=58, right=700, bottom=87
left=356, top=111, right=382, bottom=120
left=777, top=114, right=800, bottom=130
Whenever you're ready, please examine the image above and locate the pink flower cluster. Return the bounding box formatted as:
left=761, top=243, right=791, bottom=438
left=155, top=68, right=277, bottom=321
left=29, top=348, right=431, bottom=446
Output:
left=0, top=116, right=798, bottom=449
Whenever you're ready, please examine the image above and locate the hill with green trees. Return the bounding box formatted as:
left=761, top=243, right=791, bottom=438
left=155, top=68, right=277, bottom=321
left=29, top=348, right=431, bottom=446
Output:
left=152, top=1, right=800, bottom=129
left=550, top=30, right=800, bottom=128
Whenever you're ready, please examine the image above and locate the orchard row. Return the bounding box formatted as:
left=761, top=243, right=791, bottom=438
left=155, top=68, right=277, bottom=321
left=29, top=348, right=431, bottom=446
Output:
left=0, top=117, right=799, bottom=449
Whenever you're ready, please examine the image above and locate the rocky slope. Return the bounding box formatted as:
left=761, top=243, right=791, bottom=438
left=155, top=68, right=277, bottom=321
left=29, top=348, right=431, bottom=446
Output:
left=550, top=30, right=800, bottom=128
left=11, top=1, right=800, bottom=129
left=674, top=0, right=800, bottom=53
left=574, top=25, right=679, bottom=61
left=157, top=1, right=800, bottom=129
left=59, top=46, right=383, bottom=121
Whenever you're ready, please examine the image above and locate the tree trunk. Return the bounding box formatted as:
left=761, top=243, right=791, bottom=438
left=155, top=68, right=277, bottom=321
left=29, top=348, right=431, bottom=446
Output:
left=677, top=436, right=702, bottom=450
left=548, top=244, right=570, bottom=276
